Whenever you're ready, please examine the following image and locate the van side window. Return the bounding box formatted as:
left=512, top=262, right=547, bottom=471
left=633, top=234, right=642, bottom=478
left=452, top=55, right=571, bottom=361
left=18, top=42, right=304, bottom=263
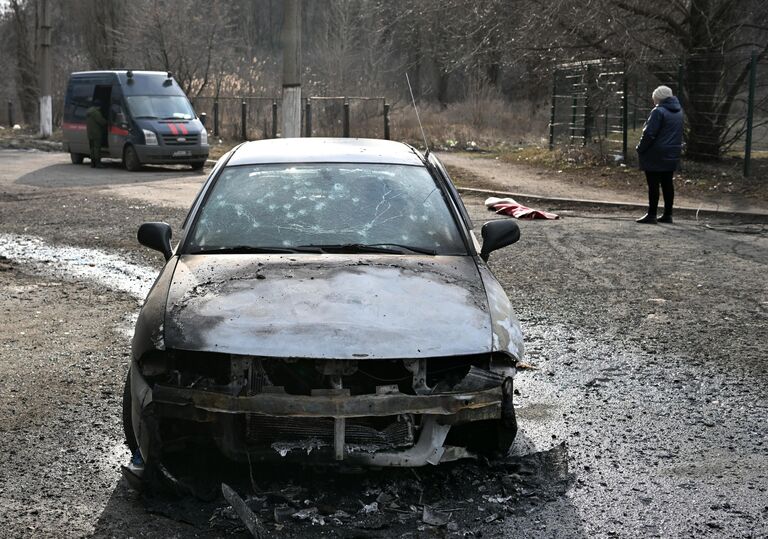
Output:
left=111, top=104, right=127, bottom=125
left=66, top=83, right=93, bottom=122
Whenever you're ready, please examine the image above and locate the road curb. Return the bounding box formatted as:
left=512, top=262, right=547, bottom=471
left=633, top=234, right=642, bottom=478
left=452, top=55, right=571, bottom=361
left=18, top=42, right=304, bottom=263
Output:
left=456, top=186, right=768, bottom=221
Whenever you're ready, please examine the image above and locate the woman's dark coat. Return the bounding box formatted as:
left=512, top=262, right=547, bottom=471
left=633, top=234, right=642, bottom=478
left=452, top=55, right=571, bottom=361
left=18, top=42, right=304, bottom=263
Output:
left=636, top=96, right=683, bottom=172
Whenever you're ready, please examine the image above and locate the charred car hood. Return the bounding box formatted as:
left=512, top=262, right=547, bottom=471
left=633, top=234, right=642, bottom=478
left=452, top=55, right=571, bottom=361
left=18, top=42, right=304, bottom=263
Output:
left=164, top=254, right=492, bottom=359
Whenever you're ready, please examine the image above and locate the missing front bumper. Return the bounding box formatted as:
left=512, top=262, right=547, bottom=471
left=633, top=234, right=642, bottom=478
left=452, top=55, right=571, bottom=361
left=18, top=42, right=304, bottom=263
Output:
left=133, top=367, right=508, bottom=466
left=151, top=383, right=503, bottom=417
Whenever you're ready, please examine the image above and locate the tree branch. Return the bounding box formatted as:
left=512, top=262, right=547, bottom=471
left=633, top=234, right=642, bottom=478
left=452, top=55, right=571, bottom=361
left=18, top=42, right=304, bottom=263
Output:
left=611, top=1, right=687, bottom=39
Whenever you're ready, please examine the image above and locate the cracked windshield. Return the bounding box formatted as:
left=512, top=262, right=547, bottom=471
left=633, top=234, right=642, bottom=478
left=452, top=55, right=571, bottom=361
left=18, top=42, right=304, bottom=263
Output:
left=186, top=163, right=467, bottom=254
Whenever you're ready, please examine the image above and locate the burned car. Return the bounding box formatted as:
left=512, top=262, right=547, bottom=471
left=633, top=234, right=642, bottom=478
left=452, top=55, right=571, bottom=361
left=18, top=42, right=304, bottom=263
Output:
left=124, top=138, right=523, bottom=483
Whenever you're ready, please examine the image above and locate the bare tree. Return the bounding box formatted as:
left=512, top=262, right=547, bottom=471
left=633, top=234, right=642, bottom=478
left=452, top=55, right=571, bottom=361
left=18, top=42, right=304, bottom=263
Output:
left=2, top=0, right=760, bottom=156
left=76, top=0, right=125, bottom=69
left=129, top=0, right=230, bottom=97
left=9, top=0, right=38, bottom=123
left=517, top=0, right=768, bottom=159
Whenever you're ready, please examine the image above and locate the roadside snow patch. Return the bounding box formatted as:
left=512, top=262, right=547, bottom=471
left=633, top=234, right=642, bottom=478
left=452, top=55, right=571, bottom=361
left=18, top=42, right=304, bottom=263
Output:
left=0, top=233, right=156, bottom=300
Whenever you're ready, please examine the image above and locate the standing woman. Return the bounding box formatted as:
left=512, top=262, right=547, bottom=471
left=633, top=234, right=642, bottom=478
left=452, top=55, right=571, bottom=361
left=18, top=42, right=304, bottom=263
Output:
left=636, top=85, right=683, bottom=224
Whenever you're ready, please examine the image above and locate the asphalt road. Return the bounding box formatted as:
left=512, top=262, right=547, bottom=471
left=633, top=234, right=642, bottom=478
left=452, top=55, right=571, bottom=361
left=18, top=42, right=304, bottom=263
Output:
left=0, top=149, right=766, bottom=538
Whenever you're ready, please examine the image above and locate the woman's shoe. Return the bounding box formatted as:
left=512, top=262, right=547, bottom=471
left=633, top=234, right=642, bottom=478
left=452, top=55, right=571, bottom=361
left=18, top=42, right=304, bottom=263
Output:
left=636, top=213, right=657, bottom=224
left=658, top=214, right=673, bottom=224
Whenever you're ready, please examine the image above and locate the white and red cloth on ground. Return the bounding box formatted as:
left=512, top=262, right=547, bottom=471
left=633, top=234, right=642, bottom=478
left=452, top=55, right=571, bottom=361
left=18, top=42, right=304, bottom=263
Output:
left=484, top=197, right=560, bottom=220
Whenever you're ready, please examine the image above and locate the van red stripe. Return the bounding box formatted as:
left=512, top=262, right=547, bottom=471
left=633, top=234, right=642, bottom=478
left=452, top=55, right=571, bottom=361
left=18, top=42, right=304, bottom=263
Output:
left=178, top=123, right=188, bottom=135
left=109, top=125, right=130, bottom=136
left=168, top=123, right=179, bottom=135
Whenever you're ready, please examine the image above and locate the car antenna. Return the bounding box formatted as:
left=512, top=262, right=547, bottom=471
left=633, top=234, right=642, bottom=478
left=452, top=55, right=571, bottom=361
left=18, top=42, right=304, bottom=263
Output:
left=406, top=72, right=430, bottom=159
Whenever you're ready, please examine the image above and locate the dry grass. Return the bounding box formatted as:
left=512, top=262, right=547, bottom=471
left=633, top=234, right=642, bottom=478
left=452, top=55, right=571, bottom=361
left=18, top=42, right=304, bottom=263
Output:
left=496, top=144, right=768, bottom=200
left=204, top=96, right=552, bottom=158
left=0, top=125, right=64, bottom=142
left=207, top=141, right=237, bottom=160
left=391, top=98, right=549, bottom=151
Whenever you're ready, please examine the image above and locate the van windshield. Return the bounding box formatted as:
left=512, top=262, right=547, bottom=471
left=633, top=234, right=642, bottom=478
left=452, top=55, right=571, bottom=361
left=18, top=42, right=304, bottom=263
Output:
left=125, top=96, right=195, bottom=120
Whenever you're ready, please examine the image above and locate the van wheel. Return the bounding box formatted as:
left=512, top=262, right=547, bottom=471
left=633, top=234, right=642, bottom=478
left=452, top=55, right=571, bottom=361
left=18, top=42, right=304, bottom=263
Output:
left=190, top=161, right=205, bottom=171
left=123, top=145, right=142, bottom=171
left=70, top=152, right=85, bottom=164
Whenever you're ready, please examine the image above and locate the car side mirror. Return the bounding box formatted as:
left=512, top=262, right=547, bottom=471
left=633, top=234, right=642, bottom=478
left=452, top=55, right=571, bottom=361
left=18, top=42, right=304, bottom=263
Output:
left=480, top=220, right=520, bottom=262
left=199, top=112, right=207, bottom=127
left=138, top=222, right=173, bottom=260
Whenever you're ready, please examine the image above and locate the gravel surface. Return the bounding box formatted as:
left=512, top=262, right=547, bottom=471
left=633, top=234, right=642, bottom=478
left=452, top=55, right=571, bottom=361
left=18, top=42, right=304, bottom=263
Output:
left=0, top=149, right=766, bottom=537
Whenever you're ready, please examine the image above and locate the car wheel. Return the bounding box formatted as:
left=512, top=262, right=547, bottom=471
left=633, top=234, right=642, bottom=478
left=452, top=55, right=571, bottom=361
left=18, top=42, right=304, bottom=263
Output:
left=190, top=161, right=205, bottom=171
left=70, top=152, right=85, bottom=164
left=123, top=145, right=142, bottom=171
left=122, top=371, right=139, bottom=453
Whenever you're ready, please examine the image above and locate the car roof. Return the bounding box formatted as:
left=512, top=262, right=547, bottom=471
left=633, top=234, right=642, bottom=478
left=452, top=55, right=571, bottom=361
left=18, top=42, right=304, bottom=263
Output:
left=226, top=138, right=426, bottom=166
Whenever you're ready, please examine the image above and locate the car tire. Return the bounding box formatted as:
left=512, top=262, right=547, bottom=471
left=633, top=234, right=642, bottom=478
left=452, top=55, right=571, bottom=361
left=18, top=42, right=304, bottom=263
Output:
left=190, top=161, right=205, bottom=171
left=70, top=152, right=85, bottom=164
left=497, top=413, right=518, bottom=454
left=122, top=371, right=139, bottom=453
left=447, top=375, right=517, bottom=456
left=450, top=418, right=517, bottom=456
left=123, top=145, right=142, bottom=172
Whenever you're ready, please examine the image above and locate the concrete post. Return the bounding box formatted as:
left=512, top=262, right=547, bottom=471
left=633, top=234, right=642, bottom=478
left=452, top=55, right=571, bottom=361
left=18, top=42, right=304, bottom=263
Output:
left=281, top=0, right=302, bottom=138
left=38, top=0, right=52, bottom=138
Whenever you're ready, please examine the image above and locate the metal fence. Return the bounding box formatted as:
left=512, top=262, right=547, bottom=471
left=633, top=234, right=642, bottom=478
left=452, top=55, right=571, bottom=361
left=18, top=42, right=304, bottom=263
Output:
left=549, top=53, right=768, bottom=176
left=190, top=95, right=390, bottom=141
left=190, top=96, right=277, bottom=140
left=1, top=94, right=391, bottom=142
left=549, top=59, right=626, bottom=159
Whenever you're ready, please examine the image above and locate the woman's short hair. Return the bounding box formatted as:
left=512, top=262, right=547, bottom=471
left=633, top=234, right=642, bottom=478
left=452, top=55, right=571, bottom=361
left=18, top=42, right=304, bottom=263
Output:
left=652, top=85, right=674, bottom=103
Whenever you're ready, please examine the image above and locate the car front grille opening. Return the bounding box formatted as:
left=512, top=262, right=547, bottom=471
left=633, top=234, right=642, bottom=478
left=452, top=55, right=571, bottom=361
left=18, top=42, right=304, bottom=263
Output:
left=245, top=414, right=415, bottom=452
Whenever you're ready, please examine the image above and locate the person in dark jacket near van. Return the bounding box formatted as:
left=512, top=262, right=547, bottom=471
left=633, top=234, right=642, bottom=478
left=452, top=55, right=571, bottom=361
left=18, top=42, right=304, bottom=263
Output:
left=636, top=85, right=683, bottom=224
left=86, top=102, right=107, bottom=168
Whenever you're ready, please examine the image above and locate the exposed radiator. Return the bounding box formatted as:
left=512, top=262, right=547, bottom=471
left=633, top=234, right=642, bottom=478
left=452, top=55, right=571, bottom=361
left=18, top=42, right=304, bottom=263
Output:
left=246, top=414, right=414, bottom=450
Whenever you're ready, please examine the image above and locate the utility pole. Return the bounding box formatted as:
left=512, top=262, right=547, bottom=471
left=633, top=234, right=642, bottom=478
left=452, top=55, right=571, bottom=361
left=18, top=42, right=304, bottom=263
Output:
left=281, top=0, right=301, bottom=138
left=38, top=0, right=52, bottom=138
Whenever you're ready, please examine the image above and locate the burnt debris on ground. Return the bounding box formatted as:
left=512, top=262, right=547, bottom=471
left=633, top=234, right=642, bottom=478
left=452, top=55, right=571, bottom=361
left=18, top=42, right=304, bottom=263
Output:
left=143, top=443, right=571, bottom=537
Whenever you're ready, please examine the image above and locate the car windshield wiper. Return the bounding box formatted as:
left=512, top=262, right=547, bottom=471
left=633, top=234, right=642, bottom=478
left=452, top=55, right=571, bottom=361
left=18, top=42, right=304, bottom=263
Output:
left=188, top=245, right=323, bottom=254
left=298, top=243, right=437, bottom=255
left=134, top=115, right=159, bottom=119
left=367, top=243, right=438, bottom=255
left=162, top=116, right=191, bottom=120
